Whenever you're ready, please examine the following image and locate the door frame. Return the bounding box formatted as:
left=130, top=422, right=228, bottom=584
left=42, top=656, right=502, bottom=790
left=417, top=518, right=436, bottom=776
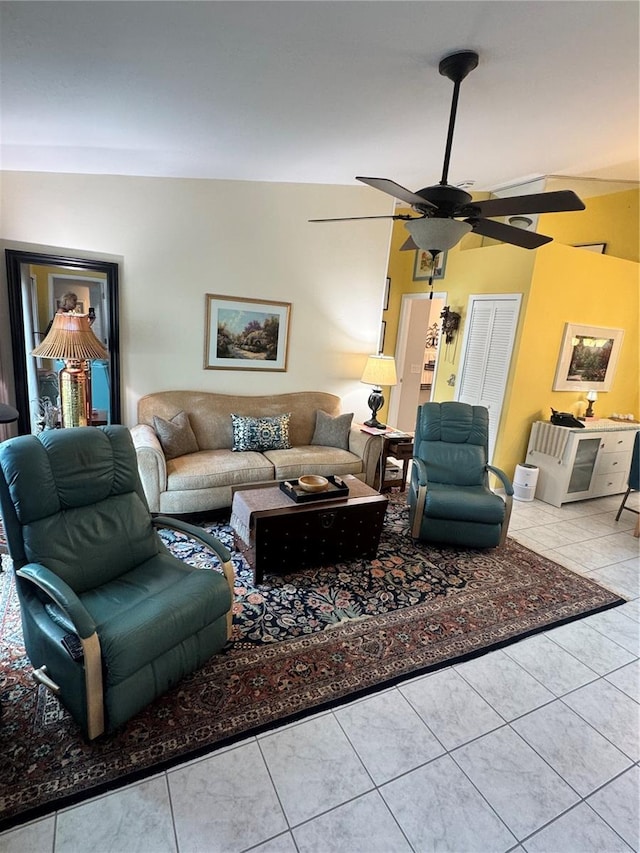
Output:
left=388, top=290, right=446, bottom=430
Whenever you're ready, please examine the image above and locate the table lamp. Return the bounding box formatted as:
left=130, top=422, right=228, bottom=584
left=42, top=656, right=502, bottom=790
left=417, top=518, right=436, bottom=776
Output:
left=585, top=390, right=598, bottom=419
left=32, top=313, right=109, bottom=428
left=360, top=355, right=397, bottom=429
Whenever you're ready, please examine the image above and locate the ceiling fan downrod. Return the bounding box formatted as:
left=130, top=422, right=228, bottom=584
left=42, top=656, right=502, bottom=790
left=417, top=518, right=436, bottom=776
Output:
left=438, top=51, right=479, bottom=187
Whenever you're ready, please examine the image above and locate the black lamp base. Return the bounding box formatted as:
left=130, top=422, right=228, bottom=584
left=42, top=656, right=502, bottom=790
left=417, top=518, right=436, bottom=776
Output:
left=364, top=389, right=386, bottom=430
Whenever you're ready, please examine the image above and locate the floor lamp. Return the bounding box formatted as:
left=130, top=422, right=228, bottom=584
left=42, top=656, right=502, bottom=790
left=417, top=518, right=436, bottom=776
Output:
left=32, top=313, right=109, bottom=428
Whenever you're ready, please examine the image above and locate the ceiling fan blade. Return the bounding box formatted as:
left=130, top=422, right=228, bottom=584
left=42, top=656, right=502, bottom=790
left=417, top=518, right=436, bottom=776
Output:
left=400, top=235, right=418, bottom=252
left=467, top=190, right=585, bottom=218
left=469, top=218, right=552, bottom=249
left=356, top=177, right=437, bottom=209
left=309, top=214, right=412, bottom=223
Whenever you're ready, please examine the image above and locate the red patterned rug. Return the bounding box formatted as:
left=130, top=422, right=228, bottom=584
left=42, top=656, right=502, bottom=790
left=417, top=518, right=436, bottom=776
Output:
left=0, top=499, right=624, bottom=829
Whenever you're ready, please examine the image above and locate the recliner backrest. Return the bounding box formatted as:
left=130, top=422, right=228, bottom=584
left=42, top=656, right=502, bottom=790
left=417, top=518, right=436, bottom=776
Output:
left=415, top=402, right=489, bottom=486
left=0, top=426, right=159, bottom=591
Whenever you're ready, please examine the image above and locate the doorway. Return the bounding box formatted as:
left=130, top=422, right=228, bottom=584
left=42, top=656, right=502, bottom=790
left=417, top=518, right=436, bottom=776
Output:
left=388, top=292, right=445, bottom=433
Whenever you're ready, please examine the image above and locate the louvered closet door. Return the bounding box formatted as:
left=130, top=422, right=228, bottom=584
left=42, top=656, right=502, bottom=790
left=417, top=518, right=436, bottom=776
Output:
left=455, top=294, right=522, bottom=461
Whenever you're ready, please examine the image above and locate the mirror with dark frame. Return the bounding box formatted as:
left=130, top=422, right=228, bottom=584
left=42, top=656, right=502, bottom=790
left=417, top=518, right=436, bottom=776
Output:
left=5, top=249, right=120, bottom=435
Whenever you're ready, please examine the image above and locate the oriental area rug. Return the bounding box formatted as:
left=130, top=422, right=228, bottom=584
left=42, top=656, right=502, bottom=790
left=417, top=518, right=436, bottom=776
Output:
left=0, top=498, right=624, bottom=830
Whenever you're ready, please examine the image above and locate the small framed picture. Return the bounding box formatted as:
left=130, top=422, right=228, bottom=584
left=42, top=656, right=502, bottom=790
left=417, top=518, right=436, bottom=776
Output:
left=378, top=321, right=386, bottom=353
left=413, top=250, right=446, bottom=281
left=573, top=243, right=606, bottom=253
left=383, top=277, right=390, bottom=310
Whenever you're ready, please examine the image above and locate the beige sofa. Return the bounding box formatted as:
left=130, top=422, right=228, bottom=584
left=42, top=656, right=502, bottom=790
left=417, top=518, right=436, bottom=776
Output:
left=131, top=390, right=382, bottom=514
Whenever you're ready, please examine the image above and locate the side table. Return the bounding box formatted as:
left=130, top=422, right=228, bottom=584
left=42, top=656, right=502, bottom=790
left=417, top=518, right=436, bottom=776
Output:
left=376, top=434, right=414, bottom=492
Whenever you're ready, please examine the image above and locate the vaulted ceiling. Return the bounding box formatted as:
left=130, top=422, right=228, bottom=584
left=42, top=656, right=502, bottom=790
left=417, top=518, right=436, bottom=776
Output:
left=1, top=1, right=638, bottom=193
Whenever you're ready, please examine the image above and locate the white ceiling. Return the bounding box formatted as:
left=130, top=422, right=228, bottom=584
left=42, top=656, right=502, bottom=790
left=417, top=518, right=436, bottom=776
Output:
left=1, top=1, right=638, bottom=194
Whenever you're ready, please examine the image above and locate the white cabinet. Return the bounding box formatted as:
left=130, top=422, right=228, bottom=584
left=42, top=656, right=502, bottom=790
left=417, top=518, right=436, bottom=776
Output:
left=525, top=421, right=638, bottom=507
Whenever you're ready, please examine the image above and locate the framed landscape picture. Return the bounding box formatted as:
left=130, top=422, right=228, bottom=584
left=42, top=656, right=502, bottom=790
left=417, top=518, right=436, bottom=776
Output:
left=552, top=322, right=624, bottom=391
left=413, top=249, right=446, bottom=281
left=204, top=294, right=291, bottom=371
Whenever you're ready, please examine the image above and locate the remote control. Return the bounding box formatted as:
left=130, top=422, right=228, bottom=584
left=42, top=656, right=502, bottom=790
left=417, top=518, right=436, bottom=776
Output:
left=61, top=633, right=84, bottom=661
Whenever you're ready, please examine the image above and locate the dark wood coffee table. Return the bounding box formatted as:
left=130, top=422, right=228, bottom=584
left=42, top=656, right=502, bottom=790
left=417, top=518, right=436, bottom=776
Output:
left=230, top=475, right=388, bottom=584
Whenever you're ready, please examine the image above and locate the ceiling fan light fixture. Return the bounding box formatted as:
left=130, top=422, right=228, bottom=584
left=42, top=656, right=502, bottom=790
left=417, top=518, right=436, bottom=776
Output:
left=508, top=215, right=534, bottom=230
left=404, top=217, right=472, bottom=252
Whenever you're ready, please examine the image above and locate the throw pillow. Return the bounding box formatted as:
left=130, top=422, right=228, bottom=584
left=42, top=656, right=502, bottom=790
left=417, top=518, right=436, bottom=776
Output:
left=231, top=413, right=291, bottom=452
left=153, top=410, right=199, bottom=460
left=310, top=410, right=354, bottom=451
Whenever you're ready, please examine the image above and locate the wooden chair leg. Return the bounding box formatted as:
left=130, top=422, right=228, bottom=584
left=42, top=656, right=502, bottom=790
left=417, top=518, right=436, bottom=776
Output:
left=615, top=488, right=630, bottom=522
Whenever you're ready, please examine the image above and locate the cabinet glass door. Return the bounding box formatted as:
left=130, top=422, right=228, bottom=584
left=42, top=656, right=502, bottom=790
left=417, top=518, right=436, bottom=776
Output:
left=567, top=437, right=601, bottom=493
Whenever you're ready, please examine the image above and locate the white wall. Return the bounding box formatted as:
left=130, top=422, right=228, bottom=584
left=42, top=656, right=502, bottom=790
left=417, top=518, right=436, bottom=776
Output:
left=1, top=172, right=394, bottom=425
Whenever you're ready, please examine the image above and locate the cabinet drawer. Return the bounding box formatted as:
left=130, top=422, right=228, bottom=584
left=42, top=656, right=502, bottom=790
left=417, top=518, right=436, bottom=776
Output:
left=595, top=450, right=630, bottom=476
left=599, top=431, right=637, bottom=454
left=590, top=471, right=627, bottom=496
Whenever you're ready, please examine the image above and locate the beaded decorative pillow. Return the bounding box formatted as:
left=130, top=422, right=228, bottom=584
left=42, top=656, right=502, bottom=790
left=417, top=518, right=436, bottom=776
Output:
left=231, top=413, right=291, bottom=452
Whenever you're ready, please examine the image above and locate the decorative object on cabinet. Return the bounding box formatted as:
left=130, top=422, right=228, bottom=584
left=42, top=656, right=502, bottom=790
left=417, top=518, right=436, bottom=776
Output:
left=584, top=390, right=598, bottom=419
left=526, top=420, right=639, bottom=506
left=360, top=355, right=398, bottom=429
left=413, top=248, right=446, bottom=281
left=32, top=313, right=108, bottom=428
left=552, top=323, right=624, bottom=392
left=204, top=294, right=291, bottom=371
left=614, top=432, right=639, bottom=527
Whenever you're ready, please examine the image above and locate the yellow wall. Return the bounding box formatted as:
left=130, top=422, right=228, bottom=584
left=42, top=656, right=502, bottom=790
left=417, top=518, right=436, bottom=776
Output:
left=539, top=188, right=639, bottom=263
left=504, top=244, right=640, bottom=470
left=383, top=190, right=640, bottom=478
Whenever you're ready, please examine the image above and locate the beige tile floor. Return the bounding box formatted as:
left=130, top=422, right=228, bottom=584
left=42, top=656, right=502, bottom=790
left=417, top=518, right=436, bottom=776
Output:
left=1, top=493, right=638, bottom=853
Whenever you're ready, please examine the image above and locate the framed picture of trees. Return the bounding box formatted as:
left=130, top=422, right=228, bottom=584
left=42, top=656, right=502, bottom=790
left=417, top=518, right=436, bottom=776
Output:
left=204, top=294, right=291, bottom=371
left=552, top=323, right=624, bottom=391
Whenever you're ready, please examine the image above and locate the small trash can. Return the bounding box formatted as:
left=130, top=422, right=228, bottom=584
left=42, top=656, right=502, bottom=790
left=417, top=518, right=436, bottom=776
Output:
left=513, top=463, right=539, bottom=502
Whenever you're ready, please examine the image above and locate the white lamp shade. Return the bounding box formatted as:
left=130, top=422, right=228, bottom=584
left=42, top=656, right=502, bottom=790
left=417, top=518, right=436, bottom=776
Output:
left=361, top=355, right=397, bottom=387
left=405, top=217, right=473, bottom=252
left=586, top=390, right=598, bottom=402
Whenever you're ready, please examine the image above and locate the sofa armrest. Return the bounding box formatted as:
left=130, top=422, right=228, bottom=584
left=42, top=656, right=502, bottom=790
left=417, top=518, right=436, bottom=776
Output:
left=130, top=423, right=167, bottom=513
left=348, top=427, right=384, bottom=487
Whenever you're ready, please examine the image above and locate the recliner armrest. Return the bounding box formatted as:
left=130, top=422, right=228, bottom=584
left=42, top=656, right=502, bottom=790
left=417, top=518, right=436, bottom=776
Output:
left=152, top=516, right=235, bottom=639
left=412, top=456, right=429, bottom=487
left=16, top=564, right=96, bottom=638
left=131, top=423, right=167, bottom=513
left=152, top=516, right=232, bottom=564
left=486, top=464, right=514, bottom=497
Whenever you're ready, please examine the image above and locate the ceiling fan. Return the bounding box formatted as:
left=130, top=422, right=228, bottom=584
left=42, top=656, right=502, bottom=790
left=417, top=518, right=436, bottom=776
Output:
left=310, top=50, right=585, bottom=254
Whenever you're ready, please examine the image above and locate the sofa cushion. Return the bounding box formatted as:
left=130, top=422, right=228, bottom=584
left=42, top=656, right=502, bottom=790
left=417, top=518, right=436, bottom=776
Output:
left=264, top=445, right=363, bottom=481
left=167, top=449, right=274, bottom=491
left=231, top=413, right=291, bottom=452
left=153, top=411, right=198, bottom=460
left=310, top=410, right=354, bottom=451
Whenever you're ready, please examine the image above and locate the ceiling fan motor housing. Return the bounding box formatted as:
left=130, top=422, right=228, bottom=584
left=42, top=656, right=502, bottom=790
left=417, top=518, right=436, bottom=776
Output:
left=414, top=184, right=473, bottom=217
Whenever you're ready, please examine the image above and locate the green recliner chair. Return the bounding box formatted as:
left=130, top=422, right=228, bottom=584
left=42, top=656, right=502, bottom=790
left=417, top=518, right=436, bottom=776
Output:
left=0, top=425, right=234, bottom=740
left=408, top=402, right=514, bottom=548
